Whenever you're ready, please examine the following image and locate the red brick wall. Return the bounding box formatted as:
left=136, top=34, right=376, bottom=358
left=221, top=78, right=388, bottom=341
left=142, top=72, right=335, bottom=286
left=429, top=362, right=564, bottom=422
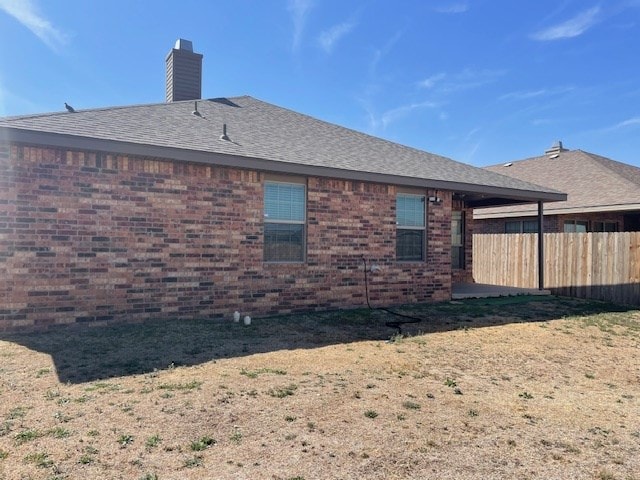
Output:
left=0, top=143, right=453, bottom=331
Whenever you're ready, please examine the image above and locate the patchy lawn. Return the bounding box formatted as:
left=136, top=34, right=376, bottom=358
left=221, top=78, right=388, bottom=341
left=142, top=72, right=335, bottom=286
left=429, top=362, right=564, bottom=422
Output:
left=0, top=296, right=639, bottom=480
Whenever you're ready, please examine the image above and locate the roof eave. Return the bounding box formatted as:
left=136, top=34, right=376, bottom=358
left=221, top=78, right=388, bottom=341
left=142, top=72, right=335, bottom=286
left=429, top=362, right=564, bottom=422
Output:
left=0, top=127, right=565, bottom=204
left=475, top=203, right=640, bottom=219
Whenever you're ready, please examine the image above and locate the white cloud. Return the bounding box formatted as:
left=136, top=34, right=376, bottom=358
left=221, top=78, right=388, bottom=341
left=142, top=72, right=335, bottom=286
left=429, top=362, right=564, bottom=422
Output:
left=434, top=3, right=469, bottom=14
left=417, top=73, right=446, bottom=89
left=531, top=6, right=601, bottom=41
left=369, top=30, right=403, bottom=75
left=499, top=86, right=575, bottom=101
left=288, top=0, right=315, bottom=52
left=464, top=127, right=481, bottom=142
left=461, top=141, right=482, bottom=163
left=618, top=117, right=640, bottom=127
left=604, top=116, right=640, bottom=131
left=438, top=68, right=507, bottom=93
left=0, top=0, right=68, bottom=51
left=318, top=21, right=355, bottom=53
left=358, top=98, right=377, bottom=131
left=575, top=115, right=640, bottom=138
left=380, top=101, right=438, bottom=129
left=358, top=98, right=438, bottom=132
left=532, top=118, right=554, bottom=126
left=500, top=89, right=550, bottom=101
left=411, top=69, right=505, bottom=118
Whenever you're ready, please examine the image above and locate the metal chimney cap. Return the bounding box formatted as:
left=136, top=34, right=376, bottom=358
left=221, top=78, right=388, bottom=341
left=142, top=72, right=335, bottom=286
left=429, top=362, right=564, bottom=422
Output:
left=174, top=39, right=194, bottom=52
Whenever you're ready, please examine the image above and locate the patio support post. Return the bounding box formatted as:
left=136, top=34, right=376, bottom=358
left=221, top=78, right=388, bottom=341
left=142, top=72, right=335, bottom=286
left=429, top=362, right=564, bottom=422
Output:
left=538, top=201, right=544, bottom=290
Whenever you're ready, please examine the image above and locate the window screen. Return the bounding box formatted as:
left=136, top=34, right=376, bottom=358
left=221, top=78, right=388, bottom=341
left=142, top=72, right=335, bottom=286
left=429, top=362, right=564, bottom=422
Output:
left=264, top=182, right=306, bottom=262
left=396, top=194, right=425, bottom=261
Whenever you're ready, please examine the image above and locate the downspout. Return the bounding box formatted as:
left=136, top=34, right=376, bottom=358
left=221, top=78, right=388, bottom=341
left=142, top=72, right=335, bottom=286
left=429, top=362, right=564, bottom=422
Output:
left=538, top=201, right=544, bottom=290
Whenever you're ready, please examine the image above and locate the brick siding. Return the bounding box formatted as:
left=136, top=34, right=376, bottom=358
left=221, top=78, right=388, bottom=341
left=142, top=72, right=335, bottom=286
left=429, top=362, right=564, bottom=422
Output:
left=0, top=144, right=456, bottom=331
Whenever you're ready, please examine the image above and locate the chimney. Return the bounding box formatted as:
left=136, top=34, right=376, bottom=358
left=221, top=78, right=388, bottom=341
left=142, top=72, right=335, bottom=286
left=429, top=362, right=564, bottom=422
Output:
left=165, top=39, right=203, bottom=102
left=544, top=140, right=567, bottom=158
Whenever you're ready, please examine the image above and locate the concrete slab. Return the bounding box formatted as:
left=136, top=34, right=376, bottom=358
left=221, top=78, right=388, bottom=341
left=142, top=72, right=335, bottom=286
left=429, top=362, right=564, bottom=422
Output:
left=452, top=283, right=551, bottom=300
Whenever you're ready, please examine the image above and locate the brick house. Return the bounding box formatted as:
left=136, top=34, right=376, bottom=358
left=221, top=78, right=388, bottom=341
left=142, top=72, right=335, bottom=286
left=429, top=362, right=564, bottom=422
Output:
left=475, top=142, right=640, bottom=233
left=0, top=40, right=564, bottom=331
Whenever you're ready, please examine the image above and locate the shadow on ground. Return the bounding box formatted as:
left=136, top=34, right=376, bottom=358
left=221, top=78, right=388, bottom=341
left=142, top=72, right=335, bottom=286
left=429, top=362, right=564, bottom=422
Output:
left=1, top=296, right=635, bottom=384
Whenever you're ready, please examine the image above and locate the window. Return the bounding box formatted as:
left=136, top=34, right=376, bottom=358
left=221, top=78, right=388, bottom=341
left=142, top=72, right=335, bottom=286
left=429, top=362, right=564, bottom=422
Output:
left=505, top=220, right=538, bottom=233
left=264, top=182, right=306, bottom=262
left=396, top=194, right=425, bottom=261
left=505, top=221, right=521, bottom=233
left=563, top=220, right=588, bottom=233
left=593, top=221, right=618, bottom=232
left=523, top=220, right=539, bottom=233
left=452, top=211, right=464, bottom=269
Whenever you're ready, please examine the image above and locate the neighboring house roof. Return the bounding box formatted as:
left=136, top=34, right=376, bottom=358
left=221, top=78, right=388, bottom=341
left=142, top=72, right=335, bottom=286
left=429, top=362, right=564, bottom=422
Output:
left=0, top=96, right=564, bottom=206
left=476, top=149, right=640, bottom=219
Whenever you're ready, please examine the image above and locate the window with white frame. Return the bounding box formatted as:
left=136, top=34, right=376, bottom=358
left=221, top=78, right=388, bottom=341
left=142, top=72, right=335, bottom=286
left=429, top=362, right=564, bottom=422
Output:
left=396, top=194, right=425, bottom=261
left=264, top=181, right=306, bottom=262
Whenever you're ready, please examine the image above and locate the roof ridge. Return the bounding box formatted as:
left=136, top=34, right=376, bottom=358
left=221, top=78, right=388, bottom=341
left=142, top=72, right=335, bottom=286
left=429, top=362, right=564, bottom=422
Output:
left=245, top=96, right=456, bottom=164
left=484, top=148, right=640, bottom=173
left=0, top=100, right=168, bottom=121
left=482, top=151, right=562, bottom=169
left=0, top=96, right=253, bottom=122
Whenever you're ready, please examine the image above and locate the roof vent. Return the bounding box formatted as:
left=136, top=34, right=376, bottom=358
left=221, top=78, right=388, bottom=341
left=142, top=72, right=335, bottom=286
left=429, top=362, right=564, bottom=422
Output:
left=220, top=124, right=230, bottom=141
left=544, top=140, right=567, bottom=158
left=165, top=39, right=203, bottom=103
left=192, top=101, right=201, bottom=117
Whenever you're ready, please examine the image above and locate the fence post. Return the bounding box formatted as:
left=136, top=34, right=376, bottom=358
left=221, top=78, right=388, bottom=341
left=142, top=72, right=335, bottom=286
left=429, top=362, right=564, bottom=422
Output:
left=538, top=201, right=544, bottom=290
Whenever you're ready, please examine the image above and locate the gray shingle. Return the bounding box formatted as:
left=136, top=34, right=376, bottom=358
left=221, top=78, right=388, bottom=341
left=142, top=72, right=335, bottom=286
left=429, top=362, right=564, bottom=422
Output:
left=0, top=96, right=562, bottom=200
left=478, top=149, right=640, bottom=217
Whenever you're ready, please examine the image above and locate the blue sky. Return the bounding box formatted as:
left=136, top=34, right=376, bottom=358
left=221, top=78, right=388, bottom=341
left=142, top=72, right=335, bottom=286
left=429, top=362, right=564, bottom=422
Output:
left=1, top=0, right=639, bottom=168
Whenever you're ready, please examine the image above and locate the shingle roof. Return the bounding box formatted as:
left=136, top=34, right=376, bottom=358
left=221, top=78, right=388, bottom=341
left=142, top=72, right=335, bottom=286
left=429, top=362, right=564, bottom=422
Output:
left=476, top=149, right=640, bottom=218
left=0, top=96, right=563, bottom=204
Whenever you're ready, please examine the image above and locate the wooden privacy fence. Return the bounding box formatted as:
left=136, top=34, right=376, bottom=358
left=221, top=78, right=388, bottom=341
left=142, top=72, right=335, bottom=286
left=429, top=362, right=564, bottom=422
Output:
left=473, top=232, right=640, bottom=305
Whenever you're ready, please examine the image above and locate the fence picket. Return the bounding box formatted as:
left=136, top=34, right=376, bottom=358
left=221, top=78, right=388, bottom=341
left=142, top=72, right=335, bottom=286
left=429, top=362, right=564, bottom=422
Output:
left=473, top=232, right=640, bottom=305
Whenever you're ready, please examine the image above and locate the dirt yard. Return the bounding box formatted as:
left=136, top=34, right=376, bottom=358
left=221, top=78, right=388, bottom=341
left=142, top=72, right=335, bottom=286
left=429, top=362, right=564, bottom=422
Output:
left=0, top=296, right=638, bottom=480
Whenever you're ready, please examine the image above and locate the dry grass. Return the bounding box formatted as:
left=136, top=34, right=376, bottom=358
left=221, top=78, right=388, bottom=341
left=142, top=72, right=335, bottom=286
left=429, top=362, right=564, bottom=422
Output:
left=0, top=296, right=639, bottom=480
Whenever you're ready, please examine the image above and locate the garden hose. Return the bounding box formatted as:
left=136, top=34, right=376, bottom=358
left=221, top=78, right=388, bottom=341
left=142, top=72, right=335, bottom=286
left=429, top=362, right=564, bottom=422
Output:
left=361, top=256, right=425, bottom=334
